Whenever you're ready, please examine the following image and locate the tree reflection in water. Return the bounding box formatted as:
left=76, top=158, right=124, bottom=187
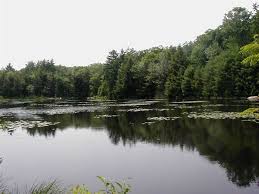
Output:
left=1, top=105, right=259, bottom=188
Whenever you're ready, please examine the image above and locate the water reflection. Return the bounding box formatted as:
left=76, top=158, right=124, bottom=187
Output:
left=0, top=101, right=259, bottom=189
left=16, top=110, right=258, bottom=187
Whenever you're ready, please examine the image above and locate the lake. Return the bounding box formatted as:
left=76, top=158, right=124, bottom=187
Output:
left=0, top=99, right=258, bottom=194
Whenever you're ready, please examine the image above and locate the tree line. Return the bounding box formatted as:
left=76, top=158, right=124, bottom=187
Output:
left=0, top=6, right=258, bottom=100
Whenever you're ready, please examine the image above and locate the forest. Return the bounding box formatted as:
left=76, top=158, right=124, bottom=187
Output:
left=0, top=6, right=258, bottom=100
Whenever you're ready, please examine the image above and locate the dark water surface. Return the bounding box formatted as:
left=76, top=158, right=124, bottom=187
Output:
left=0, top=100, right=258, bottom=194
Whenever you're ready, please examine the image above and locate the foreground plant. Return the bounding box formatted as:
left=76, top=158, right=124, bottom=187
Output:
left=28, top=181, right=64, bottom=194
left=70, top=176, right=131, bottom=194
left=0, top=177, right=131, bottom=194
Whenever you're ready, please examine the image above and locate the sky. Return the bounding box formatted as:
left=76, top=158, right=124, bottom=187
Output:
left=0, top=0, right=256, bottom=69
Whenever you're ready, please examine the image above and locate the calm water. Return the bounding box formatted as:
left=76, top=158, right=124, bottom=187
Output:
left=0, top=100, right=258, bottom=194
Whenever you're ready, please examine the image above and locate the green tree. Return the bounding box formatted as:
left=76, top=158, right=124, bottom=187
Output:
left=222, top=7, right=252, bottom=46
left=88, top=63, right=103, bottom=97
left=100, top=50, right=124, bottom=99
left=181, top=65, right=194, bottom=97
left=240, top=34, right=259, bottom=66
left=73, top=68, right=90, bottom=99
left=115, top=51, right=135, bottom=99
left=165, top=46, right=188, bottom=99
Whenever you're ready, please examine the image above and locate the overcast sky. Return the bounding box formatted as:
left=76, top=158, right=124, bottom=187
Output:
left=0, top=0, right=256, bottom=69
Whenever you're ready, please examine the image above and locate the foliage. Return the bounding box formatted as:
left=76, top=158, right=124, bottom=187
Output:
left=70, top=176, right=131, bottom=194
left=240, top=34, right=259, bottom=65
left=240, top=108, right=259, bottom=119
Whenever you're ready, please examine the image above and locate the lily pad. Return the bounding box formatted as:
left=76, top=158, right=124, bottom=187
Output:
left=147, top=116, right=180, bottom=121
left=94, top=115, right=118, bottom=118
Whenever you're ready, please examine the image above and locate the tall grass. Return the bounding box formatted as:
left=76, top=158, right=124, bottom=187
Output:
left=27, top=181, right=64, bottom=194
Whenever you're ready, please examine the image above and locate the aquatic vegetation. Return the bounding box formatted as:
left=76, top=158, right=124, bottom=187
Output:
left=142, top=121, right=156, bottom=125
left=107, top=100, right=160, bottom=107
left=167, top=104, right=196, bottom=109
left=0, top=120, right=60, bottom=134
left=0, top=107, right=42, bottom=120
left=118, top=108, right=170, bottom=112
left=187, top=110, right=259, bottom=123
left=200, top=104, right=225, bottom=107
left=147, top=116, right=180, bottom=121
left=169, top=101, right=208, bottom=104
left=0, top=106, right=106, bottom=121
left=33, top=106, right=105, bottom=115
left=94, top=115, right=118, bottom=119
left=239, top=108, right=259, bottom=123
left=117, top=108, right=152, bottom=112
left=187, top=111, right=239, bottom=120
left=168, top=103, right=227, bottom=110
left=240, top=108, right=259, bottom=119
